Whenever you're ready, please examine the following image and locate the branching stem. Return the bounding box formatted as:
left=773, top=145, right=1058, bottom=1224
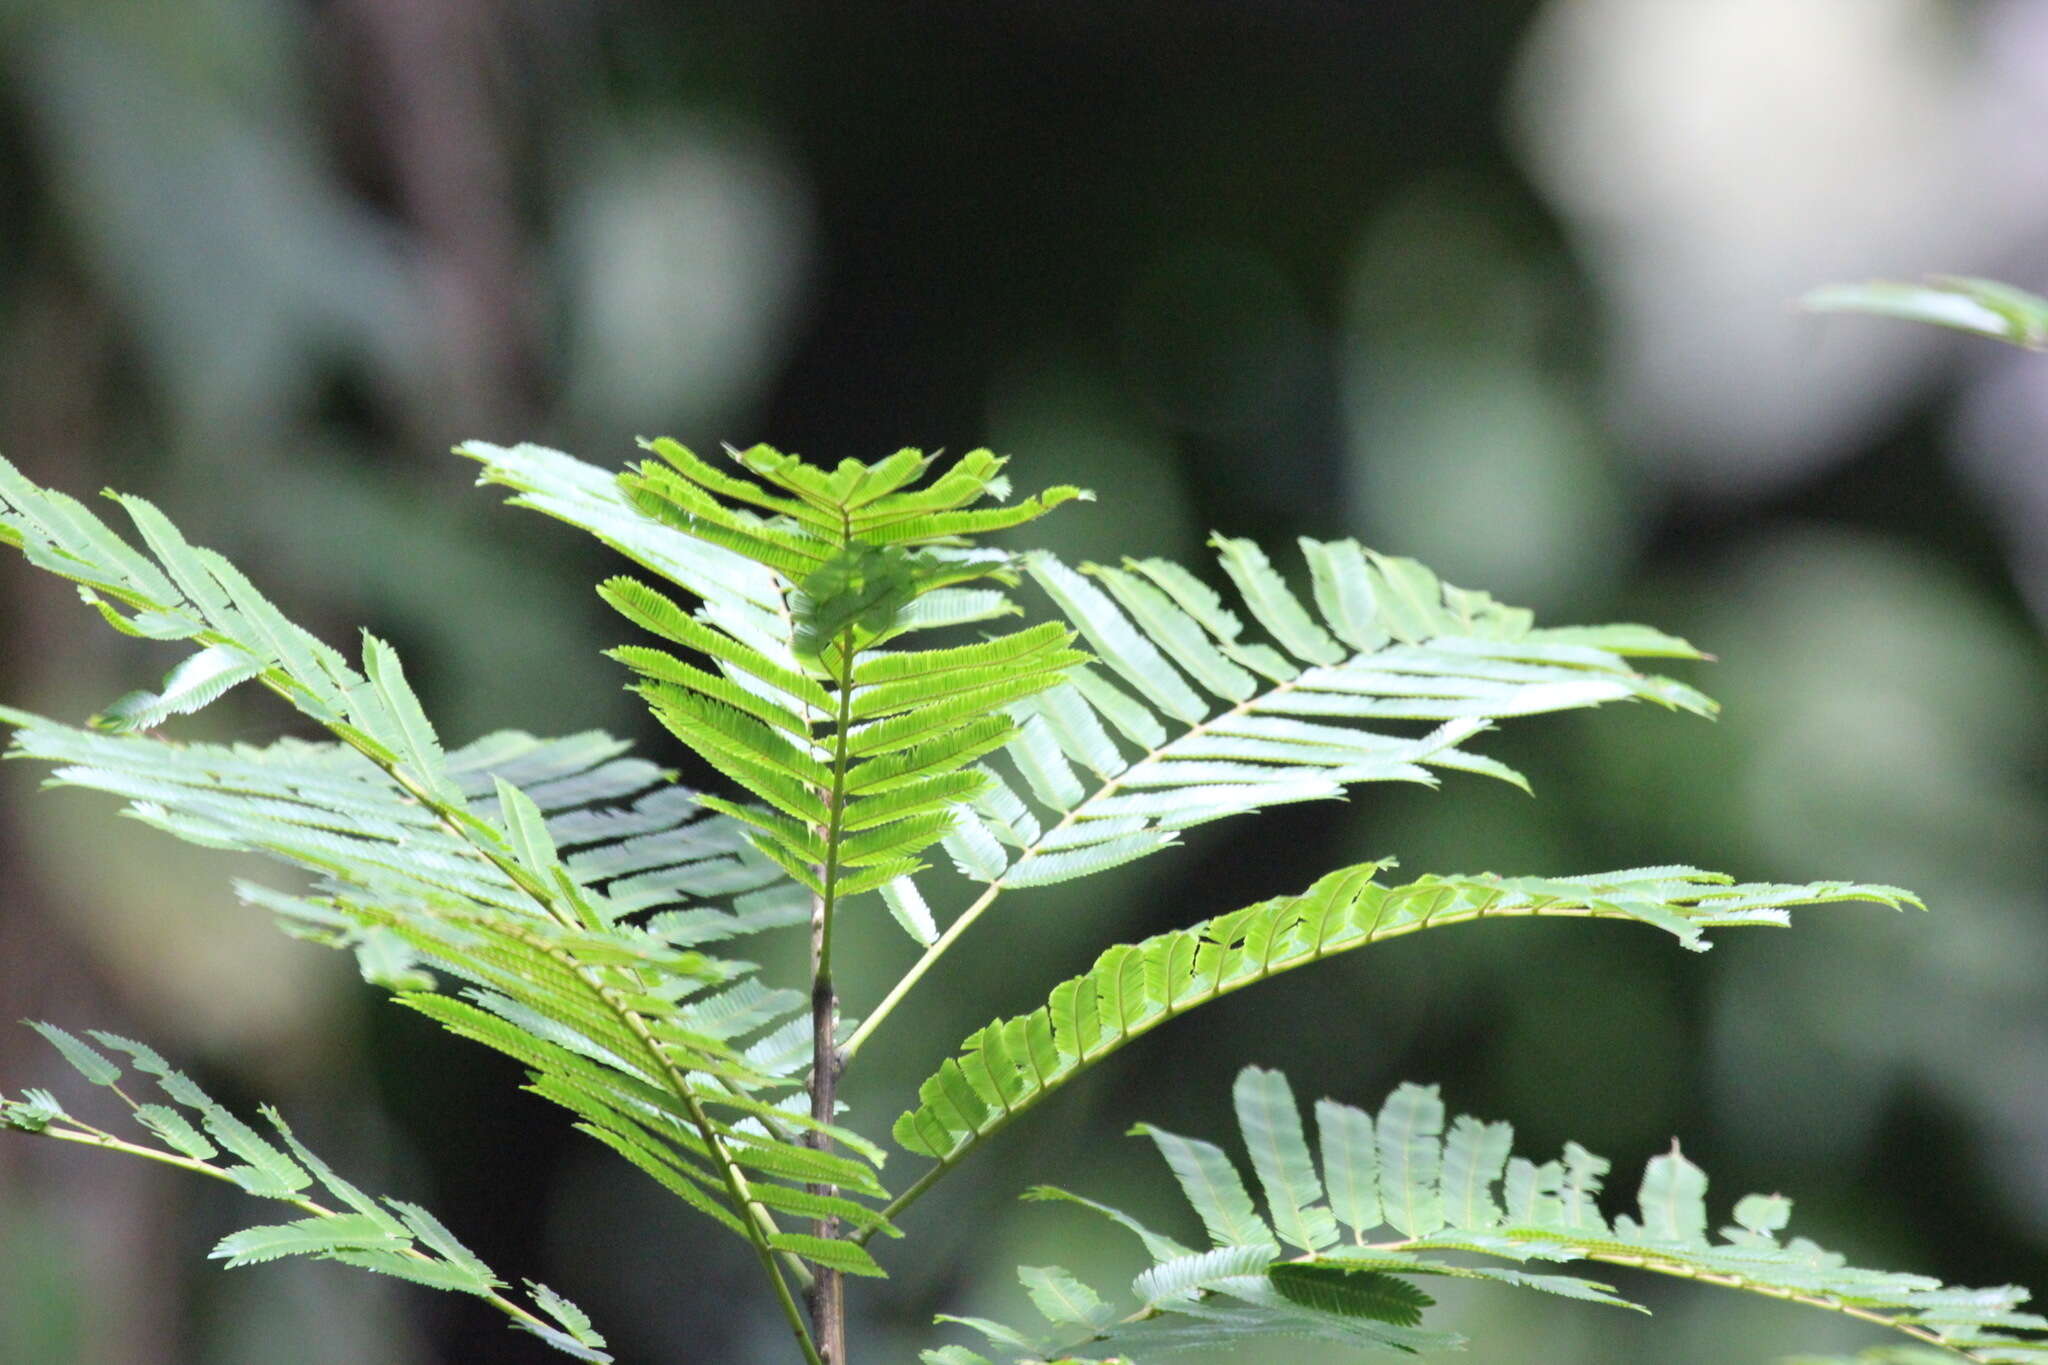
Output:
left=804, top=617, right=861, bottom=1363
left=842, top=670, right=1315, bottom=1063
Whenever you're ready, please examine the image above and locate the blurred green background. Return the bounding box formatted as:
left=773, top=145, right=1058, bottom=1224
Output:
left=3, top=2, right=2047, bottom=1362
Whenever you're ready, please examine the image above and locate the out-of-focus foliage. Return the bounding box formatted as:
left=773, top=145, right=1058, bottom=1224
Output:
left=1805, top=278, right=2048, bottom=351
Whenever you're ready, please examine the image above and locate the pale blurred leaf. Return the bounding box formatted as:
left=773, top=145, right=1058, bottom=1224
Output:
left=1803, top=277, right=2048, bottom=351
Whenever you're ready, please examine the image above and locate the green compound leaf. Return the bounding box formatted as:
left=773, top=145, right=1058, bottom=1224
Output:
left=7, top=1023, right=612, bottom=1361
left=896, top=866, right=1915, bottom=1167
left=938, top=1068, right=2047, bottom=1364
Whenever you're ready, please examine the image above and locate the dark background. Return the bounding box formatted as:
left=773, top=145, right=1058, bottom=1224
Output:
left=3, top=2, right=2047, bottom=1361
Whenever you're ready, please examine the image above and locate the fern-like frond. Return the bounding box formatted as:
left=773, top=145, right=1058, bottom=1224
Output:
left=3, top=718, right=803, bottom=966
left=891, top=864, right=1916, bottom=1173
left=932, top=1069, right=2047, bottom=1363
left=0, top=458, right=887, bottom=1263
left=937, top=1064, right=2039, bottom=1365
left=467, top=439, right=1091, bottom=915
left=0, top=1025, right=612, bottom=1361
left=461, top=440, right=789, bottom=618
left=911, top=540, right=1714, bottom=896
left=3, top=709, right=888, bottom=1254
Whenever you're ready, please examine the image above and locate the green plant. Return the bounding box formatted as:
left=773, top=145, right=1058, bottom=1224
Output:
left=1, top=440, right=2041, bottom=1363
left=1803, top=275, right=2048, bottom=351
